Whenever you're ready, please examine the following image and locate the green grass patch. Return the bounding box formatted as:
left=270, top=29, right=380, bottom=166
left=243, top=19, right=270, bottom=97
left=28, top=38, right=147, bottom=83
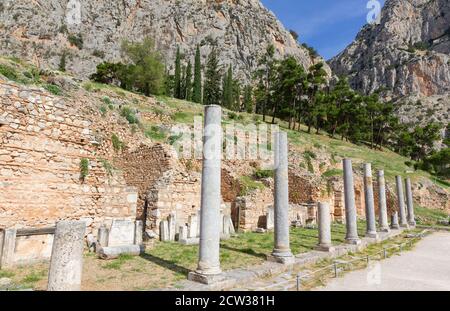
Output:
left=43, top=84, right=62, bottom=96
left=111, top=133, right=124, bottom=152
left=102, top=254, right=135, bottom=270
left=0, top=270, right=14, bottom=278
left=415, top=205, right=449, bottom=226
left=21, top=270, right=46, bottom=285
left=322, top=169, right=343, bottom=178
left=145, top=126, right=167, bottom=141
left=254, top=169, right=273, bottom=179
left=120, top=107, right=139, bottom=124
left=239, top=175, right=265, bottom=196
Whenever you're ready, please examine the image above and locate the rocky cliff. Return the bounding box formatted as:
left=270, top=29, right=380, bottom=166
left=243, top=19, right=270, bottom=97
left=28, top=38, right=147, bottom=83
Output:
left=0, top=0, right=327, bottom=82
left=330, top=0, right=449, bottom=125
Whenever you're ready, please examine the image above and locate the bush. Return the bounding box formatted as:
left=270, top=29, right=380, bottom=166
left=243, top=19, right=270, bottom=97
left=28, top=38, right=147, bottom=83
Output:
left=254, top=169, right=273, bottom=179
left=44, top=84, right=62, bottom=95
left=111, top=134, right=124, bottom=152
left=145, top=126, right=166, bottom=141
left=120, top=107, right=139, bottom=124
left=322, top=169, right=343, bottom=178
left=0, top=64, right=18, bottom=81
left=68, top=34, right=83, bottom=49
left=239, top=176, right=265, bottom=196
left=79, top=158, right=89, bottom=182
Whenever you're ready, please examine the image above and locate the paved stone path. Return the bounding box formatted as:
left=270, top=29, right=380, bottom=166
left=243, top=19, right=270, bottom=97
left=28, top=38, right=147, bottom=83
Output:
left=316, top=231, right=450, bottom=291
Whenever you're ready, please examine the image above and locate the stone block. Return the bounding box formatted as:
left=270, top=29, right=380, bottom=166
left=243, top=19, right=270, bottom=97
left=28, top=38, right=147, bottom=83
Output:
left=0, top=228, right=17, bottom=269
left=97, top=245, right=144, bottom=260
left=108, top=219, right=135, bottom=247
left=134, top=220, right=143, bottom=245
left=160, top=220, right=170, bottom=242
left=266, top=206, right=274, bottom=230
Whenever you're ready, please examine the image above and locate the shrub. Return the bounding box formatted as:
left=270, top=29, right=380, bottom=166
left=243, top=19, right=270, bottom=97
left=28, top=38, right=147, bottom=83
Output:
left=44, top=84, right=62, bottom=95
left=254, top=169, right=273, bottom=179
left=145, top=126, right=166, bottom=141
left=68, top=34, right=83, bottom=49
left=322, top=169, right=343, bottom=178
left=111, top=133, right=124, bottom=152
left=0, top=64, right=18, bottom=81
left=120, top=107, right=139, bottom=124
left=92, top=50, right=105, bottom=58
left=99, top=158, right=115, bottom=176
left=80, top=158, right=89, bottom=182
left=239, top=176, right=265, bottom=196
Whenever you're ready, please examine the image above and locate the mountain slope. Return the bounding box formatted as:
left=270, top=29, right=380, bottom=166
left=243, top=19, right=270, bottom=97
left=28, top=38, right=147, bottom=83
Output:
left=0, top=0, right=328, bottom=81
left=329, top=0, right=449, bottom=125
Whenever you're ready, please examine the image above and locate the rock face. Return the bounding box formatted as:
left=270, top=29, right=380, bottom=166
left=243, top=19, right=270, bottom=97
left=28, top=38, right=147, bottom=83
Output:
left=0, top=0, right=327, bottom=81
left=329, top=0, right=449, bottom=125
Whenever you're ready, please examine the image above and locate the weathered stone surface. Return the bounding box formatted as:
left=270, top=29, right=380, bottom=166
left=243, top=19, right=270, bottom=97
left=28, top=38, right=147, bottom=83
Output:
left=0, top=228, right=16, bottom=269
left=0, top=0, right=329, bottom=83
left=160, top=220, right=170, bottom=242
left=97, top=245, right=143, bottom=260
left=134, top=220, right=143, bottom=245
left=330, top=0, right=450, bottom=127
left=108, top=219, right=135, bottom=247
left=47, top=220, right=86, bottom=291
left=97, top=226, right=109, bottom=247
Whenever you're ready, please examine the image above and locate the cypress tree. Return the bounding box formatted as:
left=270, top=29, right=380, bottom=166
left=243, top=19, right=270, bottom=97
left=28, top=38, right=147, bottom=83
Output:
left=192, top=45, right=202, bottom=103
left=243, top=85, right=253, bottom=113
left=203, top=48, right=221, bottom=106
left=180, top=65, right=186, bottom=99
left=224, top=65, right=233, bottom=109
left=174, top=46, right=182, bottom=99
left=185, top=61, right=192, bottom=101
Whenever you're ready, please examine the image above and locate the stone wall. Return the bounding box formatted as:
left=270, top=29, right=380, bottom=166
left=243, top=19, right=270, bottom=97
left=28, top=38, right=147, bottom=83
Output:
left=0, top=81, right=137, bottom=234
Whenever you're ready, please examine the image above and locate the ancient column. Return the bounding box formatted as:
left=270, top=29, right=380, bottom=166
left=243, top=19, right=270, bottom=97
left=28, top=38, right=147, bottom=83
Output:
left=343, top=159, right=361, bottom=245
left=363, top=163, right=378, bottom=239
left=47, top=220, right=86, bottom=291
left=97, top=225, right=109, bottom=247
left=395, top=176, right=408, bottom=228
left=188, top=105, right=223, bottom=284
left=391, top=212, right=400, bottom=229
left=270, top=131, right=294, bottom=263
left=377, top=170, right=390, bottom=232
left=0, top=228, right=17, bottom=269
left=315, top=202, right=334, bottom=252
left=405, top=178, right=416, bottom=227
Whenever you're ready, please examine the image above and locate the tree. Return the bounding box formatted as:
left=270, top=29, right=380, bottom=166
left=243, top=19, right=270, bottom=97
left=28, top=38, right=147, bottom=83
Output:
left=174, top=46, right=182, bottom=99
left=254, top=44, right=277, bottom=122
left=185, top=61, right=192, bottom=101
left=203, top=48, right=222, bottom=106
left=243, top=85, right=253, bottom=113
left=222, top=65, right=233, bottom=109
left=305, top=62, right=327, bottom=133
left=121, top=37, right=165, bottom=95
left=192, top=45, right=202, bottom=103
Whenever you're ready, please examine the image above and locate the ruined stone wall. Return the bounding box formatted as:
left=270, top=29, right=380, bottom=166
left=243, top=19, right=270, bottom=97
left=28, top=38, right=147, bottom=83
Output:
left=117, top=144, right=173, bottom=219
left=0, top=81, right=137, bottom=233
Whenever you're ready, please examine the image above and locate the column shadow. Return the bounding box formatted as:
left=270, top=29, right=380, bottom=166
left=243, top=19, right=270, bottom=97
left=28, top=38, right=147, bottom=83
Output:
left=139, top=253, right=191, bottom=276
left=220, top=244, right=267, bottom=259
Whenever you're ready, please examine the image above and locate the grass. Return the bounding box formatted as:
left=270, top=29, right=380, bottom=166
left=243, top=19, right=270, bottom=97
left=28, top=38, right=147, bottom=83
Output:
left=145, top=125, right=167, bottom=141
left=322, top=168, right=343, bottom=178
left=20, top=270, right=46, bottom=286
left=0, top=270, right=14, bottom=278
left=415, top=205, right=449, bottom=226
left=102, top=254, right=135, bottom=270
left=239, top=175, right=265, bottom=196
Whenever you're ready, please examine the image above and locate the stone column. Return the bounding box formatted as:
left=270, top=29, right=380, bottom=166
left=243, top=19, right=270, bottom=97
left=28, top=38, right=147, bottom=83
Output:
left=134, top=220, right=143, bottom=245
left=377, top=170, right=390, bottom=232
left=47, top=220, right=86, bottom=291
left=391, top=212, right=400, bottom=229
left=315, top=202, right=334, bottom=252
left=0, top=228, right=17, bottom=269
left=395, top=176, right=408, bottom=228
left=363, top=163, right=378, bottom=239
left=97, top=225, right=109, bottom=247
left=343, top=159, right=361, bottom=245
left=405, top=178, right=416, bottom=227
left=269, top=131, right=294, bottom=264
left=188, top=105, right=223, bottom=284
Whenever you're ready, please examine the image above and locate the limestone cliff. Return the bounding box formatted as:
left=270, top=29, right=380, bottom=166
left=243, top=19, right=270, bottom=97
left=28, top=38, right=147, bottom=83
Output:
left=329, top=0, right=450, bottom=125
left=0, top=0, right=328, bottom=82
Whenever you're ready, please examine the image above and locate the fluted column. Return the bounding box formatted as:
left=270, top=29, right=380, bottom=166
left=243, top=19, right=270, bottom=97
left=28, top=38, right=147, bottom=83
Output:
left=395, top=176, right=408, bottom=228
left=405, top=177, right=416, bottom=227
left=363, top=163, right=378, bottom=239
left=377, top=170, right=390, bottom=232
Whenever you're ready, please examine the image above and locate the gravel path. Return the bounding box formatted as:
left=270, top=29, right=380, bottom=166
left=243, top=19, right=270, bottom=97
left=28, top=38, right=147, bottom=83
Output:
left=315, top=232, right=450, bottom=291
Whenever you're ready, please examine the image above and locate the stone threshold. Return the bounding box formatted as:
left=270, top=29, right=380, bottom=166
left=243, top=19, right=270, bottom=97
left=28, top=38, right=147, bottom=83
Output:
left=167, top=228, right=406, bottom=291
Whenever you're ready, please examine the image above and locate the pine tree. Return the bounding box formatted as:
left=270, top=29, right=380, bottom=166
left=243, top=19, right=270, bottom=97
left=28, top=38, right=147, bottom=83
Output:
left=232, top=79, right=241, bottom=111
left=203, top=48, right=221, bottom=106
left=174, top=46, right=182, bottom=99
left=185, top=61, right=192, bottom=101
left=192, top=45, right=202, bottom=103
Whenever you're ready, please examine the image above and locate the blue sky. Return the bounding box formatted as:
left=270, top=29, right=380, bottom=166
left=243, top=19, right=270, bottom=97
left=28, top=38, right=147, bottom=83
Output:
left=261, top=0, right=386, bottom=60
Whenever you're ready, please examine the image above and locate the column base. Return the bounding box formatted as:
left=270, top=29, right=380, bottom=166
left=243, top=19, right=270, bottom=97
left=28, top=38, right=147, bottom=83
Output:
left=365, top=231, right=379, bottom=239
left=267, top=253, right=295, bottom=265
left=378, top=227, right=390, bottom=233
left=315, top=244, right=335, bottom=253
left=345, top=238, right=362, bottom=245
left=391, top=224, right=400, bottom=230
left=408, top=221, right=416, bottom=227
left=399, top=223, right=409, bottom=229
left=188, top=271, right=226, bottom=285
